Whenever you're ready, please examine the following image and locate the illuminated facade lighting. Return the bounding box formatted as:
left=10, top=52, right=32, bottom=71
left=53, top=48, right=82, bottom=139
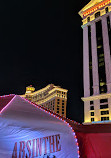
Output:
left=79, top=0, right=111, bottom=123
left=79, top=0, right=111, bottom=25
left=21, top=84, right=68, bottom=117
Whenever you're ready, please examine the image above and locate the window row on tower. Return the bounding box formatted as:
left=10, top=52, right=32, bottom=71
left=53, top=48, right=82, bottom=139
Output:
left=90, top=98, right=110, bottom=122
left=88, top=15, right=111, bottom=96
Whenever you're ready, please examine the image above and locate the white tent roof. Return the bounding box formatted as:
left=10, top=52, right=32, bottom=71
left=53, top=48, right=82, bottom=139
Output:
left=0, top=95, right=79, bottom=158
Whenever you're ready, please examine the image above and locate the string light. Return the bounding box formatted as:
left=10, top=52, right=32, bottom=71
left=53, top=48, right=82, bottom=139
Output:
left=0, top=94, right=80, bottom=157
left=83, top=0, right=111, bottom=17
left=21, top=96, right=80, bottom=158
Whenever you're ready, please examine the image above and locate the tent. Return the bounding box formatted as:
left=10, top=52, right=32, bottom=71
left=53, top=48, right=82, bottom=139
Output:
left=1, top=94, right=111, bottom=158
left=0, top=95, right=79, bottom=158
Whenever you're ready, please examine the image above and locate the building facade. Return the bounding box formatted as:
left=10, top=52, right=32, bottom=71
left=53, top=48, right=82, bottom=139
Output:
left=79, top=0, right=111, bottom=123
left=21, top=84, right=68, bottom=117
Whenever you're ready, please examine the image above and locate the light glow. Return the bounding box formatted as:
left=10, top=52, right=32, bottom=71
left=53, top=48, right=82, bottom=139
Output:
left=79, top=0, right=111, bottom=18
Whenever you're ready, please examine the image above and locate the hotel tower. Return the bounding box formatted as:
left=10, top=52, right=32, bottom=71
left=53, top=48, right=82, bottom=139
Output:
left=79, top=0, right=111, bottom=123
left=21, top=84, right=68, bottom=117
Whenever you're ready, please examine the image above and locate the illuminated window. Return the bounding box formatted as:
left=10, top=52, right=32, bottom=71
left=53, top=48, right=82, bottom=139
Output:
left=89, top=62, right=92, bottom=69
left=101, top=110, right=109, bottom=115
left=100, top=104, right=108, bottom=109
left=97, top=45, right=102, bottom=49
left=99, top=53, right=104, bottom=57
left=95, top=11, right=100, bottom=18
left=90, top=106, right=94, bottom=110
left=99, top=58, right=104, bottom=62
left=100, top=81, right=106, bottom=86
left=91, top=112, right=94, bottom=116
left=105, top=7, right=109, bottom=13
left=99, top=62, right=104, bottom=67
left=87, top=17, right=90, bottom=22
left=101, top=117, right=109, bottom=121
left=91, top=118, right=94, bottom=122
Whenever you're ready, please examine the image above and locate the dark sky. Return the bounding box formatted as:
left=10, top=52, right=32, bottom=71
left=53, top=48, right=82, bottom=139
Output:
left=0, top=0, right=90, bottom=123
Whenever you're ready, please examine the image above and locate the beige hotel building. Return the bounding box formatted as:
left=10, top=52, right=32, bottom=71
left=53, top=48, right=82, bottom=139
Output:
left=21, top=84, right=68, bottom=117
left=79, top=0, right=111, bottom=123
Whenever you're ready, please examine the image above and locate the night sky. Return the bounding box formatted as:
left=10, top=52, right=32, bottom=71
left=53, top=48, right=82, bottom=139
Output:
left=0, top=0, right=90, bottom=123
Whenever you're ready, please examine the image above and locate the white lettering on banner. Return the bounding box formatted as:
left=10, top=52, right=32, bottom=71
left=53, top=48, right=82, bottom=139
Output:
left=12, top=134, right=61, bottom=158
